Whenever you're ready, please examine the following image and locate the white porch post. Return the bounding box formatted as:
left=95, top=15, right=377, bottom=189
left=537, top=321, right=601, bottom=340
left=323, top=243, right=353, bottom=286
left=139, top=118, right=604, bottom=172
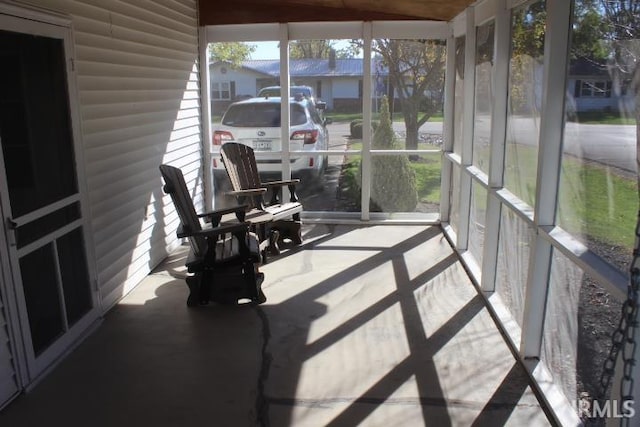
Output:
left=520, top=0, right=572, bottom=359
left=480, top=0, right=510, bottom=292
left=440, top=32, right=456, bottom=223
left=361, top=22, right=373, bottom=221
left=279, top=24, right=291, bottom=181
left=199, top=27, right=214, bottom=211
left=456, top=6, right=476, bottom=251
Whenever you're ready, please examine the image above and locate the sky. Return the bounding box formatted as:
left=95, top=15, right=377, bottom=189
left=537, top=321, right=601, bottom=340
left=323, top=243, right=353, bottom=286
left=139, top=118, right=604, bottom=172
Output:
left=249, top=40, right=360, bottom=60
left=250, top=41, right=281, bottom=60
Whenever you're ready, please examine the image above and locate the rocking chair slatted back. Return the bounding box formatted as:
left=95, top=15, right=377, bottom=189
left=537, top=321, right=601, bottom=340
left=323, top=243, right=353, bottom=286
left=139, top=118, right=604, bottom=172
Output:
left=160, top=163, right=267, bottom=306
left=159, top=164, right=207, bottom=258
left=219, top=142, right=304, bottom=254
left=221, top=142, right=262, bottom=197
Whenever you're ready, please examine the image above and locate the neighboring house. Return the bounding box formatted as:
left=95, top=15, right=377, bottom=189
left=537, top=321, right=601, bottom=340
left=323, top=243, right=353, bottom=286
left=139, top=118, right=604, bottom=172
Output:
left=210, top=55, right=390, bottom=115
left=568, top=58, right=636, bottom=114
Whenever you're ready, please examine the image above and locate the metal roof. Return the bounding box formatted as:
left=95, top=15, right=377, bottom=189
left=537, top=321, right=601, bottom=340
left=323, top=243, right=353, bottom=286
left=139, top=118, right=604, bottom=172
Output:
left=240, top=58, right=388, bottom=77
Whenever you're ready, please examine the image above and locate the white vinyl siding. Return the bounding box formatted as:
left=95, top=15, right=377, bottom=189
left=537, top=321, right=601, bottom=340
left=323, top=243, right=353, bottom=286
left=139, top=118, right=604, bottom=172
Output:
left=27, top=0, right=203, bottom=310
left=210, top=63, right=267, bottom=99
left=332, top=78, right=360, bottom=98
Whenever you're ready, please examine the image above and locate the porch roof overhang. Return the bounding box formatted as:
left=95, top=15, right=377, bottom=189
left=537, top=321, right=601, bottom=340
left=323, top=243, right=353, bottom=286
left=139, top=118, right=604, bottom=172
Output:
left=199, top=0, right=476, bottom=25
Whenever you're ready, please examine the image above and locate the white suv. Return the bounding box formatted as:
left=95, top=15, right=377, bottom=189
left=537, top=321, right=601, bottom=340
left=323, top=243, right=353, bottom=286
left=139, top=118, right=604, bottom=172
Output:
left=257, top=85, right=327, bottom=110
left=212, top=96, right=330, bottom=184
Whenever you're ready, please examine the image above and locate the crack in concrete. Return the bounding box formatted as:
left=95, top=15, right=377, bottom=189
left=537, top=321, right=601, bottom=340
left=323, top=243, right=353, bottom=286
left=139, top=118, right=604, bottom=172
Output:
left=254, top=305, right=272, bottom=427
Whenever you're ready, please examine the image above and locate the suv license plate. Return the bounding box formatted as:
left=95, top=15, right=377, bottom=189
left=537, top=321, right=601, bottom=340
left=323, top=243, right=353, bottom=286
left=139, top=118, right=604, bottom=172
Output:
left=252, top=140, right=272, bottom=151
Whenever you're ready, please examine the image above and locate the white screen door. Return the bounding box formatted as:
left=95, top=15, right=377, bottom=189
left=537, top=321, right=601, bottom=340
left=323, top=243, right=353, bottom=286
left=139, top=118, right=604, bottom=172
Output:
left=0, top=12, right=99, bottom=384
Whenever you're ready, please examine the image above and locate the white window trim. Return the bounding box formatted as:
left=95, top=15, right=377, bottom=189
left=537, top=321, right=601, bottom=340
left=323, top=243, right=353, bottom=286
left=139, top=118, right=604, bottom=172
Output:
left=579, top=79, right=612, bottom=98
left=212, top=81, right=231, bottom=100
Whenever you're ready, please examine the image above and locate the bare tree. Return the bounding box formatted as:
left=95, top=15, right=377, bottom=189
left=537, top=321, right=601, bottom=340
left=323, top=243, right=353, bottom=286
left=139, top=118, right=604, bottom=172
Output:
left=600, top=0, right=640, bottom=165
left=289, top=40, right=360, bottom=59
left=209, top=42, right=255, bottom=68
left=373, top=39, right=447, bottom=150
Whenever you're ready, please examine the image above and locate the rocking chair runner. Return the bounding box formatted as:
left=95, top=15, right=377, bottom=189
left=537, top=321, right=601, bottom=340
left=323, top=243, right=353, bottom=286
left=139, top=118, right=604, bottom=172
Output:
left=159, top=164, right=266, bottom=306
left=220, top=142, right=304, bottom=256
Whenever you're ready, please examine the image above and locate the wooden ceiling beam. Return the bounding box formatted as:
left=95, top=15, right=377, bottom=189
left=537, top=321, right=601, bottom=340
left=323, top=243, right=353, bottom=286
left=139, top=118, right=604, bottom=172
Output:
left=270, top=0, right=467, bottom=21
left=200, top=3, right=418, bottom=25
left=199, top=0, right=472, bottom=26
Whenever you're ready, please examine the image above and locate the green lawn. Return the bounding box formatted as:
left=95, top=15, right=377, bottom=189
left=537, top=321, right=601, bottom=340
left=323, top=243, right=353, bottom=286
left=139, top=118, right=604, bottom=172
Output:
left=212, top=106, right=637, bottom=249
left=571, top=112, right=636, bottom=125
left=326, top=112, right=443, bottom=123
left=212, top=111, right=443, bottom=125
left=341, top=141, right=442, bottom=208
left=558, top=159, right=638, bottom=250
left=500, top=143, right=638, bottom=250
left=343, top=140, right=637, bottom=250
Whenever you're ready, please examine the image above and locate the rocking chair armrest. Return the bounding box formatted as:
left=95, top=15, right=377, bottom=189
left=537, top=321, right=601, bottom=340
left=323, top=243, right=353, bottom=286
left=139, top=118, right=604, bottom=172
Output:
left=177, top=222, right=249, bottom=239
left=226, top=188, right=267, bottom=197
left=197, top=205, right=248, bottom=218
left=262, top=179, right=301, bottom=204
left=197, top=205, right=249, bottom=226
left=261, top=179, right=300, bottom=188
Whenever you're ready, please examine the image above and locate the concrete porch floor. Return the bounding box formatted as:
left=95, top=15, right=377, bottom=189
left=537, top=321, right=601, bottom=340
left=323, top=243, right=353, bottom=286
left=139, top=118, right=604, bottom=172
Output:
left=0, top=224, right=552, bottom=426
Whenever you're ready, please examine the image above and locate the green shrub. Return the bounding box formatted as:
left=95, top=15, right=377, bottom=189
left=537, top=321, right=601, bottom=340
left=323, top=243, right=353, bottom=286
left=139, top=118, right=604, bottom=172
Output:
left=370, top=156, right=418, bottom=212
left=364, top=96, right=418, bottom=212
left=349, top=120, right=379, bottom=139
left=349, top=120, right=360, bottom=136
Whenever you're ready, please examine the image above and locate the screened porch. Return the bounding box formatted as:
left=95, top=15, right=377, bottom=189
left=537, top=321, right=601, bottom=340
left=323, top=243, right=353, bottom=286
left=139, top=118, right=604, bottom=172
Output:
left=0, top=0, right=636, bottom=425
left=0, top=224, right=552, bottom=426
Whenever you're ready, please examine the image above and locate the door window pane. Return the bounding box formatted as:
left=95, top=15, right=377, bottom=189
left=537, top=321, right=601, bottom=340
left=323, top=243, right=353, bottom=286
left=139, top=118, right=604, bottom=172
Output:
left=370, top=153, right=441, bottom=215
left=469, top=181, right=486, bottom=265
left=449, top=165, right=460, bottom=234
left=453, top=36, right=465, bottom=155
left=504, top=1, right=546, bottom=206
left=371, top=39, right=446, bottom=152
left=16, top=203, right=80, bottom=249
left=472, top=21, right=495, bottom=173
left=542, top=249, right=623, bottom=413
left=0, top=30, right=78, bottom=218
left=58, top=228, right=92, bottom=327
left=557, top=0, right=638, bottom=274
left=19, top=244, right=63, bottom=355
left=210, top=41, right=282, bottom=209
left=288, top=38, right=362, bottom=213
left=495, top=207, right=532, bottom=346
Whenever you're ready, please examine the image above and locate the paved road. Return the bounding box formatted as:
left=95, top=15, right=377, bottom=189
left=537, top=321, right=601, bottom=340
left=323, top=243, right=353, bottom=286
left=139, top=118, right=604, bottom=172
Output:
left=327, top=119, right=637, bottom=172
left=562, top=122, right=636, bottom=172
left=325, top=121, right=444, bottom=146
left=290, top=119, right=638, bottom=211
left=473, top=116, right=637, bottom=172
left=340, top=117, right=636, bottom=173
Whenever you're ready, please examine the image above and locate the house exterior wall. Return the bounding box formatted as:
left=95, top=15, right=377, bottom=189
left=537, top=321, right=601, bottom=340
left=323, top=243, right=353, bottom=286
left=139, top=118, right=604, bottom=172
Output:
left=209, top=63, right=267, bottom=116
left=568, top=77, right=637, bottom=114
left=322, top=79, right=333, bottom=109
left=291, top=78, right=334, bottom=109
left=332, top=78, right=360, bottom=98
left=332, top=77, right=361, bottom=112
left=23, top=0, right=203, bottom=310
left=209, top=64, right=368, bottom=112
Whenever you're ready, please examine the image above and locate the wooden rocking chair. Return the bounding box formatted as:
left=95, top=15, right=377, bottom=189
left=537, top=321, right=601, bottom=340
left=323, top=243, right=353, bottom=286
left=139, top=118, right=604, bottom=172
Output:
left=220, top=142, right=304, bottom=256
left=159, top=164, right=266, bottom=306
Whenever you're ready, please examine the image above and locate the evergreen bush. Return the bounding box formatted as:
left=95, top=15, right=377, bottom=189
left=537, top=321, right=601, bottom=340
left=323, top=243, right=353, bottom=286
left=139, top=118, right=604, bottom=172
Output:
left=349, top=120, right=379, bottom=139
left=367, top=95, right=418, bottom=212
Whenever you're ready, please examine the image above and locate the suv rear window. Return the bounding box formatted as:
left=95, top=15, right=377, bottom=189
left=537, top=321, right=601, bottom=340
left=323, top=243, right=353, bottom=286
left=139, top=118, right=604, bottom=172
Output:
left=258, top=87, right=313, bottom=98
left=222, top=103, right=307, bottom=127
